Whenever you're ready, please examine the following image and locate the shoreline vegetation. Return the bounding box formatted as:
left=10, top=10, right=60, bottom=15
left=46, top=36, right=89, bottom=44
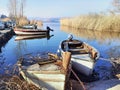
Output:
left=16, top=17, right=43, bottom=28
left=60, top=14, right=120, bottom=32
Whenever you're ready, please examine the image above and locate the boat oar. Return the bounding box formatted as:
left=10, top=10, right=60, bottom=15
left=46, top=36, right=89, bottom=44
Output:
left=71, top=69, right=86, bottom=90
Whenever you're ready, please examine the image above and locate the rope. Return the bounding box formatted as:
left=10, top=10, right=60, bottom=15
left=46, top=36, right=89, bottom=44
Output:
left=99, top=57, right=110, bottom=61
left=99, top=57, right=118, bottom=62
left=71, top=69, right=86, bottom=90
left=99, top=57, right=115, bottom=65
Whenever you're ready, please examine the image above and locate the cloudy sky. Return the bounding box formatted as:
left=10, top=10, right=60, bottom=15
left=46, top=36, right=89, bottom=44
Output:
left=0, top=0, right=112, bottom=18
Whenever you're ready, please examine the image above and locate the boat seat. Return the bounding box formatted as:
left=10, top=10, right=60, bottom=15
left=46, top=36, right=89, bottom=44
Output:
left=68, top=41, right=82, bottom=45
left=71, top=54, right=93, bottom=62
left=68, top=48, right=86, bottom=52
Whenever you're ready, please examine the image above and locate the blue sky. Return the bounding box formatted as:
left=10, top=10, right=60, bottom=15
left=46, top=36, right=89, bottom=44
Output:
left=0, top=0, right=112, bottom=18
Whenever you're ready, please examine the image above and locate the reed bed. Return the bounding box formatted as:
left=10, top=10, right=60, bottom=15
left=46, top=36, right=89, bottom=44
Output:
left=17, top=17, right=29, bottom=27
left=0, top=75, right=39, bottom=90
left=60, top=14, right=120, bottom=32
left=16, top=17, right=43, bottom=27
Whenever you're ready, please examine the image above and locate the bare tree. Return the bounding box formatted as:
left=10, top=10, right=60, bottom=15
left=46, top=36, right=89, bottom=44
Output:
left=19, top=0, right=26, bottom=17
left=8, top=0, right=18, bottom=18
left=8, top=0, right=26, bottom=18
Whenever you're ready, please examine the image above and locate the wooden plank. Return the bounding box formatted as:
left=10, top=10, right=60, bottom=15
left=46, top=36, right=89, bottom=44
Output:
left=26, top=70, right=64, bottom=74
left=69, top=48, right=86, bottom=52
left=25, top=73, right=66, bottom=82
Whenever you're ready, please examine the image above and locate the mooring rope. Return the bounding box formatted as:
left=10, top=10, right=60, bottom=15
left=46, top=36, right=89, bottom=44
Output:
left=99, top=57, right=111, bottom=61
left=98, top=57, right=115, bottom=66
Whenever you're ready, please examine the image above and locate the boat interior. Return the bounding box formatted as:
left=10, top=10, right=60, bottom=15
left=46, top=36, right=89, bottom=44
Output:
left=62, top=40, right=98, bottom=60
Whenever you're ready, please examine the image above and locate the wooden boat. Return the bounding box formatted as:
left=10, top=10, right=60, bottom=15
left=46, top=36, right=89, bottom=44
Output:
left=14, top=26, right=53, bottom=35
left=59, top=35, right=100, bottom=76
left=17, top=52, right=71, bottom=90
left=14, top=28, right=50, bottom=35
left=15, top=34, right=54, bottom=41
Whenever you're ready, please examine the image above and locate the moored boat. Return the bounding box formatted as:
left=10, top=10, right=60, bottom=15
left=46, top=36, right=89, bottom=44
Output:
left=14, top=26, right=53, bottom=35
left=59, top=35, right=100, bottom=76
left=14, top=28, right=49, bottom=35
left=17, top=52, right=71, bottom=90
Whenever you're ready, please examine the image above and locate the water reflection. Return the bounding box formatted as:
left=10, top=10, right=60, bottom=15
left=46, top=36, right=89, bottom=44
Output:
left=61, top=26, right=120, bottom=42
left=61, top=26, right=120, bottom=58
left=15, top=34, right=54, bottom=41
left=14, top=34, right=54, bottom=57
left=0, top=54, right=5, bottom=66
left=0, top=53, right=12, bottom=74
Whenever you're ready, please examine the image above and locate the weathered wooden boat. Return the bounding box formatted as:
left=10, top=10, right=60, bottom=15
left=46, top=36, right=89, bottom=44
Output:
left=59, top=35, right=100, bottom=76
left=17, top=52, right=71, bottom=90
left=15, top=34, right=54, bottom=41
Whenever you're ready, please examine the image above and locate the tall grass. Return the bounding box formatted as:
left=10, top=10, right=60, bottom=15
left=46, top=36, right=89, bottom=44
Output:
left=16, top=17, right=43, bottom=27
left=60, top=14, right=120, bottom=32
left=16, top=17, right=29, bottom=27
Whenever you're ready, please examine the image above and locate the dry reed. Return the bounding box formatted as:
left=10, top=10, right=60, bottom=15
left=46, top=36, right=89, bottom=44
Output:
left=17, top=17, right=29, bottom=27
left=30, top=20, right=43, bottom=27
left=0, top=75, right=39, bottom=90
left=60, top=14, right=120, bottom=32
left=16, top=17, right=43, bottom=27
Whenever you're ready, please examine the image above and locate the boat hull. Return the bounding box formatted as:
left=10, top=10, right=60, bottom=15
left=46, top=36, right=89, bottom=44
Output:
left=71, top=55, right=94, bottom=76
left=20, top=70, right=67, bottom=90
left=14, top=28, right=49, bottom=35
left=17, top=52, right=71, bottom=90
left=19, top=63, right=70, bottom=90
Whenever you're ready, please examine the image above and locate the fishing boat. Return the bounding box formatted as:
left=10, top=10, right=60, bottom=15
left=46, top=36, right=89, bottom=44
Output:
left=59, top=35, right=100, bottom=76
left=17, top=52, right=71, bottom=90
left=14, top=28, right=49, bottom=35
left=14, top=26, right=53, bottom=35
left=15, top=34, right=54, bottom=41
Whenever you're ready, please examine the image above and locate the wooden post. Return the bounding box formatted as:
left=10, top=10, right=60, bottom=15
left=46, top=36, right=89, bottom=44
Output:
left=62, top=52, right=71, bottom=70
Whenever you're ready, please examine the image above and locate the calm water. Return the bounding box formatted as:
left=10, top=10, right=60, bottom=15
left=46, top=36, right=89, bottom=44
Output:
left=0, top=22, right=120, bottom=79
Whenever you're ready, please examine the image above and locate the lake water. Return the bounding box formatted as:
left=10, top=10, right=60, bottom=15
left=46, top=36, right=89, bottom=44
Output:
left=0, top=22, right=120, bottom=79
